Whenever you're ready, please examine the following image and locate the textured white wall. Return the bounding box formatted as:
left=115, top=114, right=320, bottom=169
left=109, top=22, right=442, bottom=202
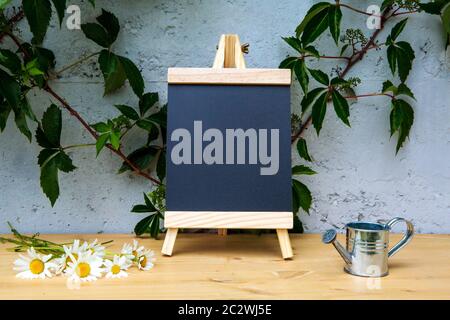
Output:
left=0, top=0, right=449, bottom=233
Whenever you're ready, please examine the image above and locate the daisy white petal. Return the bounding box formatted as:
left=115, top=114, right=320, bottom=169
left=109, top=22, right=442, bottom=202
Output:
left=13, top=248, right=55, bottom=279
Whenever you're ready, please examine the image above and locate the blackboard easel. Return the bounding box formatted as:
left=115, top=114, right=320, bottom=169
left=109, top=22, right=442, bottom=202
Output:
left=162, top=35, right=294, bottom=259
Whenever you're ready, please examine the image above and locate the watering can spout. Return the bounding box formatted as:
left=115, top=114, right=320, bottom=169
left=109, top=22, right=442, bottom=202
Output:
left=322, top=229, right=352, bottom=266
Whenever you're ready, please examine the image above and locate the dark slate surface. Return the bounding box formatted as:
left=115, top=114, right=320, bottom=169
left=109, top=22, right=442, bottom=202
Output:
left=166, top=84, right=292, bottom=212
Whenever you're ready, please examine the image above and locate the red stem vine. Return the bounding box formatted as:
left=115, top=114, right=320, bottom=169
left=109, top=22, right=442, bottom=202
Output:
left=3, top=13, right=161, bottom=186
left=291, top=5, right=416, bottom=144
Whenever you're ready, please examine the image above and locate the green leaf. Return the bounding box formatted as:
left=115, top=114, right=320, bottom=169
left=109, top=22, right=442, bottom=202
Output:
left=381, top=0, right=395, bottom=11
left=37, top=148, right=75, bottom=206
left=131, top=204, right=152, bottom=213
left=339, top=44, right=349, bottom=56
left=97, top=9, right=120, bottom=41
left=331, top=90, right=350, bottom=126
left=143, top=192, right=156, bottom=209
left=98, top=50, right=127, bottom=95
left=303, top=45, right=320, bottom=58
left=311, top=91, right=329, bottom=135
left=0, top=0, right=12, bottom=9
left=96, top=133, right=109, bottom=156
left=156, top=151, right=166, bottom=181
left=35, top=126, right=53, bottom=148
left=81, top=10, right=120, bottom=47
left=419, top=0, right=448, bottom=14
left=81, top=23, right=111, bottom=48
left=23, top=0, right=52, bottom=44
left=27, top=47, right=56, bottom=87
left=292, top=214, right=304, bottom=233
left=118, top=146, right=158, bottom=173
left=396, top=42, right=415, bottom=82
left=308, top=68, right=329, bottom=85
left=91, top=122, right=110, bottom=133
left=146, top=124, right=160, bottom=144
left=139, top=92, right=159, bottom=116
left=132, top=193, right=160, bottom=236
left=382, top=80, right=397, bottom=94
left=149, top=213, right=162, bottom=238
left=118, top=55, right=144, bottom=97
left=88, top=0, right=95, bottom=7
left=292, top=165, right=317, bottom=175
left=292, top=179, right=312, bottom=213
left=136, top=119, right=154, bottom=132
left=0, top=102, right=11, bottom=132
left=50, top=0, right=67, bottom=26
left=0, top=49, right=22, bottom=74
left=40, top=157, right=59, bottom=206
left=296, top=138, right=312, bottom=162
left=387, top=44, right=397, bottom=74
left=441, top=3, right=450, bottom=34
left=0, top=69, right=21, bottom=108
left=109, top=130, right=120, bottom=150
left=13, top=108, right=32, bottom=141
left=279, top=56, right=297, bottom=69
left=301, top=87, right=326, bottom=113
left=301, top=7, right=330, bottom=45
left=330, top=77, right=347, bottom=86
left=282, top=37, right=303, bottom=52
left=37, top=148, right=59, bottom=167
left=296, top=2, right=330, bottom=37
left=115, top=105, right=140, bottom=121
left=292, top=185, right=300, bottom=214
left=294, top=59, right=309, bottom=93
left=134, top=215, right=153, bottom=236
left=147, top=105, right=167, bottom=128
left=390, top=99, right=414, bottom=153
left=397, top=83, right=416, bottom=100
left=55, top=151, right=76, bottom=172
left=386, top=41, right=415, bottom=82
left=328, top=5, right=342, bottom=45
left=41, top=104, right=61, bottom=147
left=390, top=18, right=408, bottom=41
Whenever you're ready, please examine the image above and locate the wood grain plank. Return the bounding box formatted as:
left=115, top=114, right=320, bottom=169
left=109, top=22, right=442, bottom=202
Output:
left=164, top=211, right=293, bottom=229
left=1, top=234, right=449, bottom=300
left=168, top=68, right=291, bottom=85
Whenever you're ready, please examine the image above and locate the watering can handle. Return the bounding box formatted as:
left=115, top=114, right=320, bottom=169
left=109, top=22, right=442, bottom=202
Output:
left=386, top=217, right=414, bottom=258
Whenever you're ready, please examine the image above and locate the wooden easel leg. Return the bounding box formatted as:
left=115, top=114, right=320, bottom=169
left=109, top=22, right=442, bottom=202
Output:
left=276, top=229, right=293, bottom=260
left=162, top=228, right=178, bottom=256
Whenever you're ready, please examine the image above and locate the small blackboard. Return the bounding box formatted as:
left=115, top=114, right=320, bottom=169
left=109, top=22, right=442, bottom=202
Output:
left=161, top=35, right=293, bottom=260
left=166, top=83, right=292, bottom=212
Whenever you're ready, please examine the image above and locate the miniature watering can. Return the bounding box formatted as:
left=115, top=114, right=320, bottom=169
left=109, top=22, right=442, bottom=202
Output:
left=322, top=217, right=414, bottom=277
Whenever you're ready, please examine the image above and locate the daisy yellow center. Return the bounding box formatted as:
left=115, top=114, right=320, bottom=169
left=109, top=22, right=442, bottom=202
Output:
left=76, top=262, right=91, bottom=278
left=132, top=250, right=138, bottom=259
left=66, top=253, right=78, bottom=265
left=29, top=259, right=45, bottom=274
left=111, top=265, right=121, bottom=275
left=139, top=256, right=147, bottom=268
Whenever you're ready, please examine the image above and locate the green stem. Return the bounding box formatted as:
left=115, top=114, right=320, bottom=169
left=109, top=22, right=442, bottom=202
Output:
left=343, top=92, right=394, bottom=100
left=54, top=51, right=101, bottom=76
left=63, top=143, right=96, bottom=150
left=339, top=3, right=381, bottom=17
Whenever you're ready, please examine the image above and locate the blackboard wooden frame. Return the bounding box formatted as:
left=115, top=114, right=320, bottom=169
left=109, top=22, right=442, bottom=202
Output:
left=162, top=35, right=293, bottom=259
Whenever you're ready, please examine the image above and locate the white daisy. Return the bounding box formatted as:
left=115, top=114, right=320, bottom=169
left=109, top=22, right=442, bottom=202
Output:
left=121, top=240, right=144, bottom=263
left=86, top=239, right=105, bottom=258
left=137, top=248, right=155, bottom=271
left=104, top=255, right=131, bottom=279
left=54, top=239, right=89, bottom=273
left=13, top=248, right=56, bottom=279
left=64, top=251, right=104, bottom=282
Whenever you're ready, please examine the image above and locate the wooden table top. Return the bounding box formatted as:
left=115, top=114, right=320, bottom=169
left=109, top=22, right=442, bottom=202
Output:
left=1, top=233, right=449, bottom=300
